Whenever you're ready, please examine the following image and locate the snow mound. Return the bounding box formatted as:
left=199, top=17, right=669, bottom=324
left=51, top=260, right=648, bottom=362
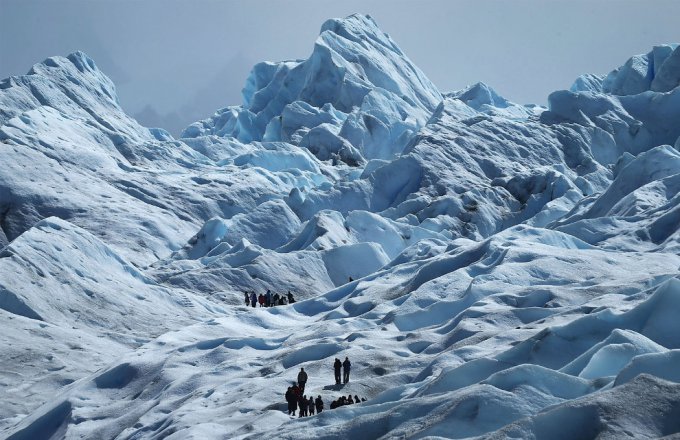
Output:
left=615, top=350, right=680, bottom=386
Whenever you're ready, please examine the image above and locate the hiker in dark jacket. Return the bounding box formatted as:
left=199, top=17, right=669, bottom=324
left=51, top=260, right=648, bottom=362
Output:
left=287, top=291, right=295, bottom=303
left=244, top=292, right=250, bottom=306
left=292, top=383, right=302, bottom=399
left=333, top=358, right=342, bottom=384
left=347, top=395, right=354, bottom=404
left=297, top=367, right=308, bottom=392
left=265, top=289, right=271, bottom=307
left=299, top=394, right=308, bottom=417
left=250, top=292, right=257, bottom=308
left=343, top=357, right=351, bottom=383
left=355, top=395, right=361, bottom=404
left=308, top=396, right=315, bottom=415
left=272, top=293, right=280, bottom=306
left=315, top=395, right=324, bottom=413
left=285, top=387, right=297, bottom=415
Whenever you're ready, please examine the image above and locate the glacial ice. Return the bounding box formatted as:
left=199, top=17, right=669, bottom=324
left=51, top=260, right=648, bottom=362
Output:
left=1, top=12, right=680, bottom=440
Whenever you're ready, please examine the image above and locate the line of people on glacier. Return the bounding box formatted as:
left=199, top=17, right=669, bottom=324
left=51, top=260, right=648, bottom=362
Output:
left=244, top=289, right=295, bottom=308
left=283, top=357, right=366, bottom=417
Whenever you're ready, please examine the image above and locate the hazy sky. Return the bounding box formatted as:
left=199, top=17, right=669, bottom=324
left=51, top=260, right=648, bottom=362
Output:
left=2, top=0, right=679, bottom=134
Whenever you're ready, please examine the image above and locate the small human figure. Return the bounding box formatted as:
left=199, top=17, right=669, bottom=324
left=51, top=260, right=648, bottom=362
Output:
left=265, top=289, right=271, bottom=307
left=354, top=395, right=361, bottom=404
left=308, top=396, right=315, bottom=415
left=347, top=395, right=354, bottom=404
left=244, top=292, right=250, bottom=306
left=287, top=291, right=295, bottom=304
left=272, top=292, right=280, bottom=306
left=297, top=367, right=308, bottom=392
left=250, top=292, right=257, bottom=308
left=279, top=295, right=287, bottom=306
left=315, top=395, right=324, bottom=413
left=333, top=358, right=342, bottom=385
left=348, top=276, right=353, bottom=282
left=361, top=397, right=367, bottom=402
left=292, top=383, right=302, bottom=401
left=258, top=293, right=265, bottom=307
left=298, top=394, right=308, bottom=417
left=343, top=357, right=351, bottom=383
left=285, top=387, right=297, bottom=416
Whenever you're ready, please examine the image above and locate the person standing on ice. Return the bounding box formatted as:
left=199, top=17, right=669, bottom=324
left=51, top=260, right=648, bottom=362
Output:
left=297, top=367, right=308, bottom=392
left=343, top=357, right=351, bottom=383
left=285, top=387, right=296, bottom=416
left=250, top=292, right=257, bottom=308
left=272, top=292, right=280, bottom=306
left=299, top=394, right=308, bottom=417
left=292, top=383, right=302, bottom=399
left=265, top=289, right=272, bottom=307
left=307, top=396, right=315, bottom=415
left=244, top=292, right=250, bottom=306
left=287, top=291, right=295, bottom=304
left=258, top=293, right=265, bottom=307
left=315, top=395, right=324, bottom=413
left=333, top=358, right=342, bottom=384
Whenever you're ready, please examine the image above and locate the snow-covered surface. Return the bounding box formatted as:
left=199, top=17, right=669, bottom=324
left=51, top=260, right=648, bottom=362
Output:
left=1, top=13, right=680, bottom=440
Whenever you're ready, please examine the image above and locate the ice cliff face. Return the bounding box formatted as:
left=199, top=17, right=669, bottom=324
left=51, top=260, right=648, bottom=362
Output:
left=2, top=14, right=680, bottom=440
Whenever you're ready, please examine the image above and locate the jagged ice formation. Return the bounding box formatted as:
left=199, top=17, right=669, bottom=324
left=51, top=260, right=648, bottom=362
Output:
left=1, top=13, right=680, bottom=440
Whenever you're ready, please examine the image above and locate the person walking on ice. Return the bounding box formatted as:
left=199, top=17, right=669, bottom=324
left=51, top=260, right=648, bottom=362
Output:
left=297, top=367, right=308, bottom=392
left=308, top=396, right=315, bottom=415
left=298, top=394, right=308, bottom=417
left=333, top=358, right=342, bottom=385
left=250, top=292, right=257, bottom=308
left=343, top=356, right=351, bottom=383
left=285, top=387, right=297, bottom=416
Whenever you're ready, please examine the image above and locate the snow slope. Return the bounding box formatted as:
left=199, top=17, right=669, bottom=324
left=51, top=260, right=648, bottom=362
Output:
left=2, top=13, right=680, bottom=440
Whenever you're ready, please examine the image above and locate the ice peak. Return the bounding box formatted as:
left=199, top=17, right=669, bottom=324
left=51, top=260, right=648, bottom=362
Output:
left=319, top=14, right=401, bottom=55
left=66, top=51, right=100, bottom=73
left=27, top=51, right=101, bottom=79
left=184, top=13, right=442, bottom=161
left=572, top=43, right=680, bottom=95
left=452, top=82, right=510, bottom=109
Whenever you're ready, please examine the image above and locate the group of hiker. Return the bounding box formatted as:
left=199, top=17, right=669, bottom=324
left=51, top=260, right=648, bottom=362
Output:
left=284, top=357, right=364, bottom=417
left=285, top=385, right=324, bottom=417
left=245, top=290, right=295, bottom=308
left=329, top=394, right=366, bottom=409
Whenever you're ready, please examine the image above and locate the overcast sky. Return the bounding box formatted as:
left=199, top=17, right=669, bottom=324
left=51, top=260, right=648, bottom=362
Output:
left=1, top=0, right=679, bottom=134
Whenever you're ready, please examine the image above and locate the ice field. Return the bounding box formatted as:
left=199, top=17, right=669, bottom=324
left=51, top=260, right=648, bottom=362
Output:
left=1, top=14, right=680, bottom=439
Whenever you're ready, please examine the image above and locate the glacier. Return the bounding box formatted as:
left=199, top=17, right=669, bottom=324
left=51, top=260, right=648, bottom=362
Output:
left=1, top=13, right=680, bottom=440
